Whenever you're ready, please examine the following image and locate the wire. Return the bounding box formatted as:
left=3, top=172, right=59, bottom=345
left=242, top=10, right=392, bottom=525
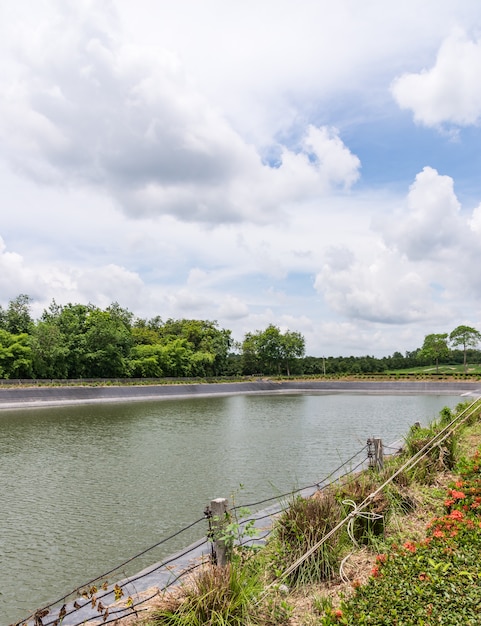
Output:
left=262, top=397, right=481, bottom=593
left=17, top=517, right=206, bottom=626
left=21, top=444, right=369, bottom=626
left=233, top=445, right=367, bottom=512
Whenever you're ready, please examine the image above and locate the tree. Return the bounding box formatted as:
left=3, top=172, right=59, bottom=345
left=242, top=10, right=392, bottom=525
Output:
left=241, top=325, right=305, bottom=376
left=4, top=294, right=33, bottom=335
left=83, top=308, right=133, bottom=377
left=279, top=330, right=305, bottom=376
left=0, top=330, right=32, bottom=378
left=159, top=319, right=232, bottom=376
left=419, top=333, right=449, bottom=373
left=449, top=325, right=481, bottom=373
left=30, top=321, right=69, bottom=378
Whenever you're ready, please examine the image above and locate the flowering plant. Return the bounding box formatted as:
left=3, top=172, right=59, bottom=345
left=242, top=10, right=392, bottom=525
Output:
left=321, top=447, right=481, bottom=625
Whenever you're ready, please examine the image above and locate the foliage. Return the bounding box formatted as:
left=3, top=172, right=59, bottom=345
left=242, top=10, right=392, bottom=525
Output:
left=0, top=294, right=34, bottom=334
left=320, top=447, right=481, bottom=625
left=418, top=332, right=450, bottom=373
left=2, top=291, right=481, bottom=380
left=268, top=491, right=346, bottom=585
left=241, top=324, right=305, bottom=376
left=146, top=562, right=263, bottom=626
left=0, top=329, right=32, bottom=378
left=402, top=419, right=458, bottom=483
left=450, top=325, right=481, bottom=373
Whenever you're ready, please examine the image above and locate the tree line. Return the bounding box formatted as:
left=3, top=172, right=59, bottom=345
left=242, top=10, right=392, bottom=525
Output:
left=0, top=295, right=305, bottom=379
left=0, top=295, right=480, bottom=380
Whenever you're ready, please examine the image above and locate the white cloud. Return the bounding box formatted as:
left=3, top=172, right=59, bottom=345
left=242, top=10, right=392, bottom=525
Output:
left=391, top=29, right=481, bottom=127
left=315, top=244, right=432, bottom=325
left=378, top=166, right=466, bottom=261
left=218, top=296, right=250, bottom=321
left=0, top=3, right=361, bottom=225
left=2, top=1, right=481, bottom=358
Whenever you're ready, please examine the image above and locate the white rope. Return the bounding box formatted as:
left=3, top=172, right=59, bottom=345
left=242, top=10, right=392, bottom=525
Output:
left=264, top=396, right=481, bottom=592
left=339, top=499, right=383, bottom=583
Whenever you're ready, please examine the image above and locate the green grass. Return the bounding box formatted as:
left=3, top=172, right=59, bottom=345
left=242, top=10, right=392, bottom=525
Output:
left=386, top=363, right=481, bottom=375
left=136, top=400, right=481, bottom=626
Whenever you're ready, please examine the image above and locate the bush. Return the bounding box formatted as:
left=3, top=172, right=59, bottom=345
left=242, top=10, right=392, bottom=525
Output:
left=268, top=490, right=346, bottom=585
left=320, top=447, right=481, bottom=625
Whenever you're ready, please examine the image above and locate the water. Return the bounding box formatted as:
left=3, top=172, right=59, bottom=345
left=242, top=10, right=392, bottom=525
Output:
left=0, top=393, right=461, bottom=624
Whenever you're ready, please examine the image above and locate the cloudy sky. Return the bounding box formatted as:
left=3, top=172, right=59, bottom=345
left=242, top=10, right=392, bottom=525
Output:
left=1, top=0, right=481, bottom=357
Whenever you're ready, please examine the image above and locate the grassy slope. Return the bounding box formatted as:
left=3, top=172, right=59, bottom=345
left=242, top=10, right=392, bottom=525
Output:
left=128, top=400, right=481, bottom=626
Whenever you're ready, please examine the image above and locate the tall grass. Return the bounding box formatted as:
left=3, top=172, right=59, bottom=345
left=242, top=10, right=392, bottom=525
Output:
left=146, top=562, right=263, bottom=626
left=268, top=489, right=346, bottom=586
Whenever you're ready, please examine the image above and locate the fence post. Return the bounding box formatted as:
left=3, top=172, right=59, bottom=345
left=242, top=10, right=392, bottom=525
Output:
left=367, top=438, right=384, bottom=471
left=373, top=438, right=384, bottom=470
left=208, top=497, right=230, bottom=566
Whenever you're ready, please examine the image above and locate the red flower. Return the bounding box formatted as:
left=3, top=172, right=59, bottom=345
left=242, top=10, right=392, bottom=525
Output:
left=449, top=509, right=463, bottom=520
left=450, top=489, right=466, bottom=500
left=403, top=541, right=416, bottom=553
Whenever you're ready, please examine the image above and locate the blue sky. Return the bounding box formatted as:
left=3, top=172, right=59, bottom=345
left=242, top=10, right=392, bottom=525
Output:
left=1, top=0, right=481, bottom=357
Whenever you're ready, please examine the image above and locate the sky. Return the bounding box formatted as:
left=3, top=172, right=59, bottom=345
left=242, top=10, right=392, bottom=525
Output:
left=1, top=0, right=481, bottom=357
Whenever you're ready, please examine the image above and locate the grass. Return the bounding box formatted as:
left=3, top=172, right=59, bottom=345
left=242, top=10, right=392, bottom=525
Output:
left=386, top=363, right=481, bottom=376
left=129, top=398, right=481, bottom=626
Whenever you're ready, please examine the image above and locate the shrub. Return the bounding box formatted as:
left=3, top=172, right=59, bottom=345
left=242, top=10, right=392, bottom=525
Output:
left=268, top=490, right=346, bottom=585
left=320, top=447, right=481, bottom=625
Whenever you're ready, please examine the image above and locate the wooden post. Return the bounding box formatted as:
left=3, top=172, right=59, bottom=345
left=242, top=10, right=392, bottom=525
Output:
left=373, top=438, right=384, bottom=471
left=367, top=438, right=384, bottom=471
left=210, top=498, right=229, bottom=566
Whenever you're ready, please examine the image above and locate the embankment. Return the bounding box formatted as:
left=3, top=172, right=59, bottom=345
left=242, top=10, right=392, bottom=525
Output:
left=1, top=379, right=480, bottom=409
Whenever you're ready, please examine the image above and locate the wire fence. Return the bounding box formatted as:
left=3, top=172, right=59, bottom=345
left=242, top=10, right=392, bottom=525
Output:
left=22, top=399, right=474, bottom=626
left=15, top=444, right=370, bottom=626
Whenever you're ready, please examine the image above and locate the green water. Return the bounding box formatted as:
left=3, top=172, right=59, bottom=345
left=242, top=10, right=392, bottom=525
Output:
left=0, top=393, right=461, bottom=624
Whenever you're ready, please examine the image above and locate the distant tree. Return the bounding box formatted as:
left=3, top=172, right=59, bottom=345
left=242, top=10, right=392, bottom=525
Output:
left=449, top=325, right=481, bottom=373
left=241, top=325, right=305, bottom=376
left=30, top=321, right=69, bottom=378
left=83, top=308, right=133, bottom=377
left=280, top=330, right=305, bottom=376
left=419, top=333, right=449, bottom=373
left=0, top=330, right=32, bottom=378
left=159, top=319, right=232, bottom=376
left=4, top=294, right=33, bottom=335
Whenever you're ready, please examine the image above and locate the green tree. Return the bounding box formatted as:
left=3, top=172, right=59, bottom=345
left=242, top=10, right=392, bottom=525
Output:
left=44, top=302, right=91, bottom=377
left=449, top=325, right=481, bottom=373
left=0, top=330, right=32, bottom=378
left=159, top=319, right=232, bottom=376
left=4, top=294, right=33, bottom=335
left=280, top=330, right=305, bottom=376
left=241, top=325, right=305, bottom=376
left=30, top=320, right=69, bottom=378
left=83, top=308, right=133, bottom=377
left=419, top=333, right=449, bottom=373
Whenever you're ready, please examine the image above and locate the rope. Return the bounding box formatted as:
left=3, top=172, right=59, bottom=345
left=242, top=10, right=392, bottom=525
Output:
left=264, top=396, right=481, bottom=591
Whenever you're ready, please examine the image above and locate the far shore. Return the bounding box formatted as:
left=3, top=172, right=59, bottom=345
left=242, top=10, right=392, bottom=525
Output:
left=1, top=379, right=480, bottom=410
